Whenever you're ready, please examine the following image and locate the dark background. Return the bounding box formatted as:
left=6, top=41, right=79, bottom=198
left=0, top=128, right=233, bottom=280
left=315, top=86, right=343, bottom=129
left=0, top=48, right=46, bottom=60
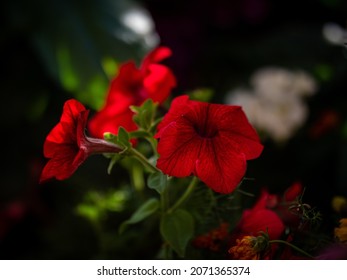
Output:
left=1, top=0, right=347, bottom=259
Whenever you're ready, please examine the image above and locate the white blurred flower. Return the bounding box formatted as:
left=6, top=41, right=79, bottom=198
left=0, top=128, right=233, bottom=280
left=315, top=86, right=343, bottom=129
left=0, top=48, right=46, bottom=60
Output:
left=251, top=67, right=317, bottom=101
left=322, top=22, right=347, bottom=46
left=226, top=67, right=318, bottom=143
left=120, top=6, right=159, bottom=48
left=291, top=71, right=317, bottom=97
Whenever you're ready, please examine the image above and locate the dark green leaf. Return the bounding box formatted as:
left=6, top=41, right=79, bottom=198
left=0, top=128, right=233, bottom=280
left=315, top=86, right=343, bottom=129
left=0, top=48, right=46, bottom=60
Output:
left=130, top=99, right=158, bottom=130
left=107, top=153, right=122, bottom=174
left=160, top=209, right=194, bottom=258
left=147, top=172, right=167, bottom=194
left=119, top=198, right=159, bottom=234
left=117, top=126, right=131, bottom=148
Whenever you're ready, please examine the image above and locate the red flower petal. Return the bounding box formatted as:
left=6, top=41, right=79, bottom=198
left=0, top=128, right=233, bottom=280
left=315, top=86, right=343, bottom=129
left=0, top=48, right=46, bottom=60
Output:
left=156, top=120, right=201, bottom=177
left=284, top=182, right=303, bottom=202
left=40, top=99, right=88, bottom=183
left=144, top=64, right=176, bottom=103
left=155, top=95, right=190, bottom=138
left=88, top=102, right=135, bottom=138
left=88, top=46, right=176, bottom=139
left=195, top=138, right=247, bottom=193
left=240, top=209, right=285, bottom=240
left=156, top=95, right=263, bottom=193
left=142, top=46, right=172, bottom=69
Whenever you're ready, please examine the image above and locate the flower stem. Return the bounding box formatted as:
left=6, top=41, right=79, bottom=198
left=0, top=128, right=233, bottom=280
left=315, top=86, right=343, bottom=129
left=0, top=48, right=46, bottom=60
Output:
left=236, top=188, right=255, bottom=197
left=168, top=176, right=199, bottom=213
left=128, top=147, right=161, bottom=173
left=269, top=240, right=314, bottom=259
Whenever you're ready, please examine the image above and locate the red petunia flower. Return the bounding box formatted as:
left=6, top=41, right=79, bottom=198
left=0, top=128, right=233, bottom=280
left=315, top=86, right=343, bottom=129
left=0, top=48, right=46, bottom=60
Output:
left=155, top=95, right=263, bottom=194
left=88, top=46, right=176, bottom=139
left=39, top=99, right=122, bottom=184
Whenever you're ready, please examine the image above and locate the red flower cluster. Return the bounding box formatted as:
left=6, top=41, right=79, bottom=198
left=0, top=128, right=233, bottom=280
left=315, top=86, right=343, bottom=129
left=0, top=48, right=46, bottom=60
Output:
left=40, top=46, right=176, bottom=184
left=39, top=99, right=122, bottom=184
left=227, top=194, right=285, bottom=259
left=88, top=46, right=176, bottom=139
left=155, top=95, right=263, bottom=194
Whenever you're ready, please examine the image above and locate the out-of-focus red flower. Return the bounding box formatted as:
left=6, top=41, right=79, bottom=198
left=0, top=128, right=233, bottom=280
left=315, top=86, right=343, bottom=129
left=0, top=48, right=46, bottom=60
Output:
left=40, top=99, right=122, bottom=184
left=259, top=182, right=304, bottom=228
left=155, top=95, right=263, bottom=194
left=0, top=201, right=26, bottom=240
left=227, top=192, right=285, bottom=259
left=238, top=208, right=284, bottom=241
left=308, top=109, right=340, bottom=138
left=88, top=46, right=176, bottom=139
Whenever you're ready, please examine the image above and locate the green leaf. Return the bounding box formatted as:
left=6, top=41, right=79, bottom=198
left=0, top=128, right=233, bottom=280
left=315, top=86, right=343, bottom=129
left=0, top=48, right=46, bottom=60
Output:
left=117, top=126, right=131, bottom=149
left=160, top=209, right=194, bottom=258
left=147, top=172, right=167, bottom=194
left=107, top=153, right=122, bottom=174
left=119, top=198, right=159, bottom=234
left=130, top=99, right=158, bottom=130
left=184, top=185, right=215, bottom=223
left=128, top=130, right=151, bottom=139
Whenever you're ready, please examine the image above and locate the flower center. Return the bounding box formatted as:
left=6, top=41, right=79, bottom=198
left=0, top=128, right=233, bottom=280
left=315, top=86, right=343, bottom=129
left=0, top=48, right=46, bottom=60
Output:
left=193, top=104, right=219, bottom=138
left=194, top=125, right=217, bottom=138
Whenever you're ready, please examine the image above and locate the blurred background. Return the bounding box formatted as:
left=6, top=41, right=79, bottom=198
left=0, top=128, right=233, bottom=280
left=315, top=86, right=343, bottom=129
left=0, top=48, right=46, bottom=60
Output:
left=1, top=0, right=347, bottom=259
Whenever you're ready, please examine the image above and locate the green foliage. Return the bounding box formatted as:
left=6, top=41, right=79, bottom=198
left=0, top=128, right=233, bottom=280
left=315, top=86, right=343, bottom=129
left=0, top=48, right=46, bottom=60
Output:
left=147, top=172, right=168, bottom=194
left=131, top=99, right=159, bottom=132
left=119, top=198, right=159, bottom=234
left=77, top=189, right=129, bottom=223
left=160, top=209, right=194, bottom=258
left=117, top=127, right=132, bottom=149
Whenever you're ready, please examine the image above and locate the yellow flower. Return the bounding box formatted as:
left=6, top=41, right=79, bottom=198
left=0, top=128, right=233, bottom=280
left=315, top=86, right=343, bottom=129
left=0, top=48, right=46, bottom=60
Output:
left=228, top=236, right=260, bottom=260
left=335, top=218, right=347, bottom=243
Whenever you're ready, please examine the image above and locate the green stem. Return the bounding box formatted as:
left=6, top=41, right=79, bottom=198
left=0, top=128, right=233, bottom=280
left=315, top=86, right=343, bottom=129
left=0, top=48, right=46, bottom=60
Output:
left=129, top=147, right=161, bottom=173
left=167, top=176, right=199, bottom=213
left=269, top=240, right=314, bottom=259
left=236, top=188, right=255, bottom=197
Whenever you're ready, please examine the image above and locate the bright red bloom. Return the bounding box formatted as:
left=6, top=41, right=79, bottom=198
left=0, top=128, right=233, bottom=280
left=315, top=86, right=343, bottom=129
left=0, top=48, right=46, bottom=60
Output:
left=88, top=46, right=176, bottom=139
left=155, top=95, right=263, bottom=194
left=40, top=99, right=122, bottom=184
